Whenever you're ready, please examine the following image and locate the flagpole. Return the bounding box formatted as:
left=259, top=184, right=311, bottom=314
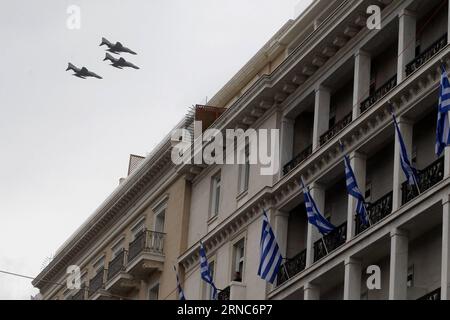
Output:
left=321, top=237, right=329, bottom=255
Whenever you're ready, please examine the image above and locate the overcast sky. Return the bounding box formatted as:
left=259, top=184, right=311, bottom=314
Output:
left=0, top=0, right=312, bottom=299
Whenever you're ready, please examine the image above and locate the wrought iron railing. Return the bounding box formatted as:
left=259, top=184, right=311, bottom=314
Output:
left=283, top=145, right=313, bottom=175
left=320, top=112, right=353, bottom=146
left=406, top=34, right=447, bottom=76
left=218, top=286, right=230, bottom=300
left=356, top=191, right=393, bottom=235
left=127, top=230, right=165, bottom=264
left=402, top=157, right=445, bottom=205
left=277, top=249, right=307, bottom=286
left=418, top=288, right=441, bottom=300
left=71, top=286, right=86, bottom=300
left=314, top=222, right=347, bottom=262
left=360, top=75, right=397, bottom=114
left=107, top=249, right=127, bottom=281
left=89, top=269, right=105, bottom=296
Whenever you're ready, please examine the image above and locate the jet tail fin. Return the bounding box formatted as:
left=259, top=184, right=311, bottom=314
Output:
left=100, top=37, right=112, bottom=47
left=104, top=53, right=115, bottom=61
left=66, top=63, right=76, bottom=71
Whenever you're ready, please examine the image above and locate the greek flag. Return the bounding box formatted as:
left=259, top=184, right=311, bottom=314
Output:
left=173, top=265, right=186, bottom=301
left=257, top=210, right=283, bottom=284
left=391, top=111, right=420, bottom=188
left=199, top=242, right=218, bottom=300
left=342, top=147, right=369, bottom=226
left=436, top=65, right=450, bottom=156
left=300, top=179, right=335, bottom=235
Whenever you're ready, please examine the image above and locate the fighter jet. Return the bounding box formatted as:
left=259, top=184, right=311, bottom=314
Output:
left=103, top=53, right=140, bottom=70
left=100, top=37, right=137, bottom=55
left=66, top=63, right=102, bottom=79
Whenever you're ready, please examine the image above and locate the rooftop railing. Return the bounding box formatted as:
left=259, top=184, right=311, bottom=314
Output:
left=128, top=230, right=165, bottom=264
left=277, top=249, right=307, bottom=286
left=283, top=145, right=313, bottom=176
left=320, top=112, right=353, bottom=146
left=360, top=75, right=397, bottom=114
left=356, top=191, right=393, bottom=235
left=314, top=222, right=347, bottom=262
left=406, top=34, right=447, bottom=77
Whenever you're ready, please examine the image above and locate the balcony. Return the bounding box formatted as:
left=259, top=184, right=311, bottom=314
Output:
left=402, top=157, right=445, bottom=205
left=105, top=249, right=135, bottom=294
left=277, top=249, right=306, bottom=286
left=406, top=34, right=448, bottom=77
left=71, top=286, right=87, bottom=300
left=126, top=230, right=165, bottom=278
left=356, top=191, right=393, bottom=235
left=418, top=288, right=441, bottom=300
left=360, top=75, right=397, bottom=114
left=218, top=286, right=230, bottom=300
left=89, top=269, right=106, bottom=298
left=320, top=112, right=353, bottom=146
left=314, top=222, right=347, bottom=262
left=283, top=145, right=313, bottom=175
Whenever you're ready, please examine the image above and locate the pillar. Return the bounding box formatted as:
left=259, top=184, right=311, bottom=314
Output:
left=441, top=195, right=450, bottom=300
left=280, top=117, right=295, bottom=177
left=346, top=152, right=367, bottom=241
left=353, top=50, right=371, bottom=118
left=304, top=282, right=320, bottom=300
left=397, top=9, right=416, bottom=83
left=312, top=86, right=331, bottom=150
left=389, top=228, right=409, bottom=300
left=273, top=210, right=290, bottom=258
left=306, top=183, right=325, bottom=268
left=344, top=257, right=362, bottom=300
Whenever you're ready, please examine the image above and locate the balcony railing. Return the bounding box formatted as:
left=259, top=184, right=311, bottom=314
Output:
left=406, top=34, right=448, bottom=77
left=89, top=269, right=105, bottom=296
left=283, top=145, right=313, bottom=175
left=128, top=230, right=165, bottom=264
left=320, top=112, right=353, bottom=146
left=107, top=249, right=127, bottom=281
left=71, top=286, right=86, bottom=300
left=418, top=288, right=441, bottom=300
left=360, top=75, right=397, bottom=114
left=314, top=222, right=347, bottom=262
left=402, top=157, right=445, bottom=205
left=277, top=249, right=307, bottom=286
left=218, top=286, right=230, bottom=300
left=356, top=191, right=393, bottom=235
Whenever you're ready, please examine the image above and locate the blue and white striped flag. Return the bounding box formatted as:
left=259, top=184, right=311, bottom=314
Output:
left=199, top=242, right=218, bottom=300
left=341, top=146, right=369, bottom=226
left=257, top=210, right=283, bottom=284
left=392, top=111, right=420, bottom=189
left=436, top=65, right=450, bottom=156
left=173, top=265, right=186, bottom=301
left=300, top=179, right=335, bottom=235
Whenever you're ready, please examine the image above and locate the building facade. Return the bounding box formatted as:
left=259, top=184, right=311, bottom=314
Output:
left=178, top=0, right=450, bottom=300
left=34, top=0, right=450, bottom=300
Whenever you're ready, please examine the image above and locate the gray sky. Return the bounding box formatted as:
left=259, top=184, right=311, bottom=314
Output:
left=0, top=0, right=312, bottom=299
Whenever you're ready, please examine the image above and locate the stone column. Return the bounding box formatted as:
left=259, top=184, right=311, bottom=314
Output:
left=441, top=195, right=450, bottom=300
left=397, top=9, right=416, bottom=83
left=344, top=257, right=362, bottom=300
left=273, top=210, right=290, bottom=258
left=304, top=282, right=320, bottom=300
left=389, top=228, right=409, bottom=300
left=312, top=86, right=331, bottom=150
left=305, top=183, right=325, bottom=268
left=353, top=50, right=371, bottom=118
left=445, top=147, right=450, bottom=178
left=346, top=152, right=367, bottom=241
left=392, top=117, right=413, bottom=211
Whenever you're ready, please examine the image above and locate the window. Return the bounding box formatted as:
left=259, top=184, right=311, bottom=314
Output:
left=111, top=239, right=124, bottom=259
left=148, top=283, right=159, bottom=300
left=232, top=239, right=245, bottom=282
left=154, top=206, right=166, bottom=234
left=203, top=261, right=215, bottom=300
left=238, top=145, right=250, bottom=195
left=93, top=256, right=105, bottom=274
left=210, top=173, right=221, bottom=218
left=131, top=218, right=145, bottom=241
